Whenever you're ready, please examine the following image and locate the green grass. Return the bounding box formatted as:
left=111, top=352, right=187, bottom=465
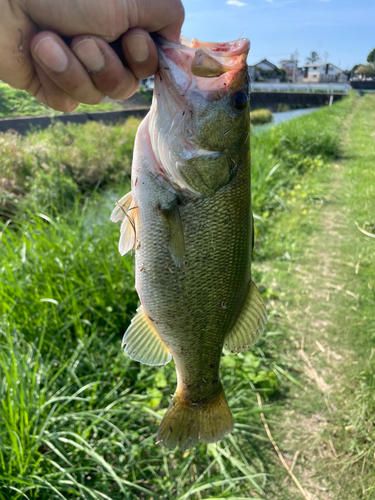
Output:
left=0, top=83, right=123, bottom=118
left=0, top=95, right=359, bottom=498
left=323, top=93, right=375, bottom=497
left=248, top=92, right=375, bottom=499
left=0, top=118, right=140, bottom=218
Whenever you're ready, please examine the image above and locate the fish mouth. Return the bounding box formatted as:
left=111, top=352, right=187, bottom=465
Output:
left=148, top=36, right=250, bottom=196
left=154, top=35, right=250, bottom=98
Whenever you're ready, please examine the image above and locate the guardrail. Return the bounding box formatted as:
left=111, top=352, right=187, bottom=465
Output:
left=251, top=83, right=350, bottom=94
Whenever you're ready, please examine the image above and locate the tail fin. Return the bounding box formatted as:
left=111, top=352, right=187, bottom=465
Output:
left=157, top=385, right=233, bottom=451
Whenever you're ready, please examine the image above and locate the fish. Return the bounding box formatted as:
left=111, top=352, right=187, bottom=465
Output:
left=111, top=35, right=267, bottom=451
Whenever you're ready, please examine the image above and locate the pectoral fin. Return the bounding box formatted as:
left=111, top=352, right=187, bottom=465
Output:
left=122, top=306, right=172, bottom=366
left=111, top=192, right=139, bottom=256
left=161, top=204, right=185, bottom=267
left=225, top=282, right=267, bottom=353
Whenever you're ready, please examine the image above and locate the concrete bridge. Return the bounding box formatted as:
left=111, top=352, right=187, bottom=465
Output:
left=250, top=83, right=349, bottom=110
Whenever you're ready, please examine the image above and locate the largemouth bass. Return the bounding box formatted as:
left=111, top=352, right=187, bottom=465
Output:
left=111, top=36, right=267, bottom=451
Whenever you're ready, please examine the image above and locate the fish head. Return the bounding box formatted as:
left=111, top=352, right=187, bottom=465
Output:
left=149, top=36, right=250, bottom=197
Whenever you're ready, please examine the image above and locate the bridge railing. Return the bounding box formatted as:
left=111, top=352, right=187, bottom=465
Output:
left=250, top=83, right=350, bottom=94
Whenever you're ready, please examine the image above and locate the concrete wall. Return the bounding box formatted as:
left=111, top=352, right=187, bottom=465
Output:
left=250, top=91, right=345, bottom=111
left=0, top=108, right=149, bottom=135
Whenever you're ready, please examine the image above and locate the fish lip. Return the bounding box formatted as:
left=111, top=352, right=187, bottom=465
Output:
left=154, top=34, right=250, bottom=57
left=154, top=35, right=250, bottom=95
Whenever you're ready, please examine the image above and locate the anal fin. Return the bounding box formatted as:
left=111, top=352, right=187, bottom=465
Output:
left=122, top=306, right=172, bottom=366
left=225, top=281, right=267, bottom=353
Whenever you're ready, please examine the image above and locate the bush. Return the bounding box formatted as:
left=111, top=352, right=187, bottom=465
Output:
left=250, top=109, right=273, bottom=124
left=0, top=118, right=140, bottom=214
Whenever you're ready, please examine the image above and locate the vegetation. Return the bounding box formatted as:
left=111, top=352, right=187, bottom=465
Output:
left=356, top=47, right=375, bottom=79
left=0, top=82, right=123, bottom=118
left=250, top=109, right=273, bottom=125
left=0, top=94, right=366, bottom=498
left=305, top=51, right=320, bottom=63
left=367, top=47, right=375, bottom=64
left=254, top=92, right=375, bottom=499
left=0, top=118, right=140, bottom=217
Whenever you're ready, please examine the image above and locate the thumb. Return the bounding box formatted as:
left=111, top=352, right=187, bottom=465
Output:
left=0, top=1, right=40, bottom=93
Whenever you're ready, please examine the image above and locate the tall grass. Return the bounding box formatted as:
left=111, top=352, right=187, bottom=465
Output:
left=0, top=96, right=356, bottom=498
left=0, top=82, right=122, bottom=118
left=0, top=195, right=274, bottom=499
left=0, top=119, right=140, bottom=217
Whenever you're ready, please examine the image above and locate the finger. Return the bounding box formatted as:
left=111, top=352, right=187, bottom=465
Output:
left=33, top=61, right=79, bottom=112
left=26, top=0, right=185, bottom=42
left=121, top=29, right=158, bottom=80
left=71, top=36, right=139, bottom=100
left=31, top=32, right=105, bottom=105
left=138, top=0, right=185, bottom=43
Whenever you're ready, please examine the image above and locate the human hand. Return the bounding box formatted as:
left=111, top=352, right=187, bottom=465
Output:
left=0, top=0, right=184, bottom=112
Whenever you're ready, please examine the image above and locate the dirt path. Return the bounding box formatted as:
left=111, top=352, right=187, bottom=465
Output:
left=261, top=96, right=373, bottom=500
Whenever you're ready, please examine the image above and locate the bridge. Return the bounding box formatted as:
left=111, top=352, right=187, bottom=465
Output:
left=250, top=83, right=349, bottom=110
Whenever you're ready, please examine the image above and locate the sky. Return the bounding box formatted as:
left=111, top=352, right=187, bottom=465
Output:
left=181, top=0, right=375, bottom=70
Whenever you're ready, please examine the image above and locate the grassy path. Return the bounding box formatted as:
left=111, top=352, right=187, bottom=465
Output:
left=259, top=94, right=375, bottom=499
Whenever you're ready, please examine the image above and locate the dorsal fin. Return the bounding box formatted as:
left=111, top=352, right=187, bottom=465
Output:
left=122, top=306, right=172, bottom=366
left=225, top=281, right=267, bottom=353
left=111, top=191, right=139, bottom=256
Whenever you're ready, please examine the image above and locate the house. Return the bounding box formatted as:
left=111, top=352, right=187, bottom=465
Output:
left=301, top=63, right=347, bottom=83
left=248, top=59, right=284, bottom=83
left=278, top=55, right=298, bottom=82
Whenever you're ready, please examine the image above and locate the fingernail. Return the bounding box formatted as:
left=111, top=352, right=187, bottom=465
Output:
left=72, top=39, right=105, bottom=73
left=34, top=37, right=68, bottom=73
left=125, top=35, right=149, bottom=63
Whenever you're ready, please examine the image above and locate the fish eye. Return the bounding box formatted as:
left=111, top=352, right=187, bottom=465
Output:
left=231, top=90, right=248, bottom=111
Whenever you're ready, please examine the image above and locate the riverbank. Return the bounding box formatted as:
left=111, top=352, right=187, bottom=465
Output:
left=258, top=93, right=375, bottom=499
left=0, top=94, right=371, bottom=499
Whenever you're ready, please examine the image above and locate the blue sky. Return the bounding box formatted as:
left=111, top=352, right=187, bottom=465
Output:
left=182, top=0, right=374, bottom=70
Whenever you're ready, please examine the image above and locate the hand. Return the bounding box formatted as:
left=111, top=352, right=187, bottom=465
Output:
left=0, top=0, right=184, bottom=111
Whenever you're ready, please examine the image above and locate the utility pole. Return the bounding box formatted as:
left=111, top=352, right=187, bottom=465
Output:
left=293, top=49, right=299, bottom=83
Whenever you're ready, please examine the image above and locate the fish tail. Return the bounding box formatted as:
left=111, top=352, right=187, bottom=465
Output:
left=157, top=384, right=233, bottom=451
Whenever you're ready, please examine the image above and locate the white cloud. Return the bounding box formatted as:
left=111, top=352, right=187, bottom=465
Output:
left=266, top=0, right=273, bottom=2
left=226, top=0, right=246, bottom=6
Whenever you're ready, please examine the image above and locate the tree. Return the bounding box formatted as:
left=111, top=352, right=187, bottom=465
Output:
left=357, top=64, right=375, bottom=79
left=367, top=48, right=375, bottom=64
left=306, top=51, right=320, bottom=64
left=355, top=49, right=375, bottom=80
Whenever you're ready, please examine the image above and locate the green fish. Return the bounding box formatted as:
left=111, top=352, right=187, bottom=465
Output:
left=111, top=36, right=267, bottom=451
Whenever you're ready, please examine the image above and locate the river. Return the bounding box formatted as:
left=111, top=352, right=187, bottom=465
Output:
left=253, top=107, right=321, bottom=133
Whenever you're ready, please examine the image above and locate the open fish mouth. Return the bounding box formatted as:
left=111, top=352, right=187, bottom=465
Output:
left=154, top=35, right=250, bottom=99
left=148, top=36, right=250, bottom=196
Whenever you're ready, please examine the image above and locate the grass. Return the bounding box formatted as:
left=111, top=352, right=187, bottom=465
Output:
left=0, top=83, right=123, bottom=118
left=0, top=118, right=140, bottom=218
left=322, top=93, right=375, bottom=497
left=248, top=92, right=375, bottom=499
left=0, top=94, right=361, bottom=498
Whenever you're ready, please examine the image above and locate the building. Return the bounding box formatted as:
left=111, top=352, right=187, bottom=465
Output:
left=278, top=55, right=298, bottom=83
left=301, top=63, right=347, bottom=83
left=248, top=59, right=284, bottom=83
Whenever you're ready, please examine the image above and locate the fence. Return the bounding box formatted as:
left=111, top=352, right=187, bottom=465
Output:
left=251, top=83, right=350, bottom=94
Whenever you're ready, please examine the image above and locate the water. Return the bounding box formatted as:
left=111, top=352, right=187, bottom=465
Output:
left=253, top=107, right=321, bottom=133
left=272, top=107, right=321, bottom=125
